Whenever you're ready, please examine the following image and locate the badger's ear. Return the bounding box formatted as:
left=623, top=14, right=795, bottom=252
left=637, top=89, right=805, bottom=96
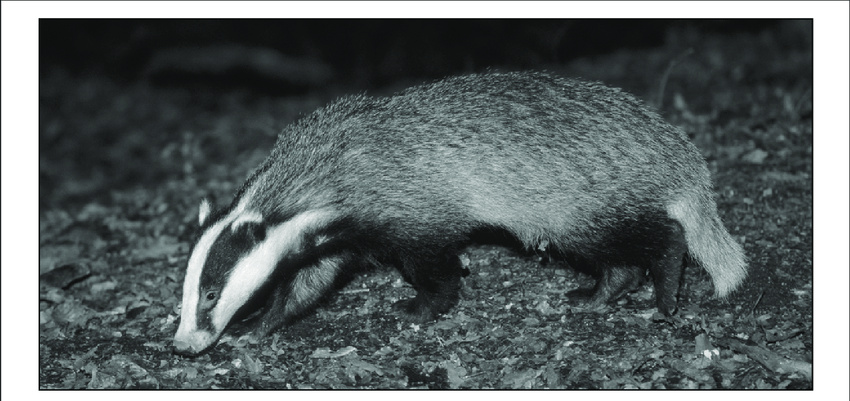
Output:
left=198, top=199, right=212, bottom=226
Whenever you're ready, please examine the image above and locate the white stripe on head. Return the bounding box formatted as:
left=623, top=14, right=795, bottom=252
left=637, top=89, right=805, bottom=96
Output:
left=211, top=209, right=338, bottom=333
left=231, top=211, right=264, bottom=232
left=175, top=198, right=250, bottom=342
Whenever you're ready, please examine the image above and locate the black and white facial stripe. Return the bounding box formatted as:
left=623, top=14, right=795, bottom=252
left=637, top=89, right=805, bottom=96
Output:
left=174, top=194, right=339, bottom=354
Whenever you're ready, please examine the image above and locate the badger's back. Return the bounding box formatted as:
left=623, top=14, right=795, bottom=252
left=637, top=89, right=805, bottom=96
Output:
left=249, top=72, right=712, bottom=250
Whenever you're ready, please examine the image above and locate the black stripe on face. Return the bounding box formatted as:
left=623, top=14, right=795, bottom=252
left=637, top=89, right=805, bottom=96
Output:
left=195, top=219, right=268, bottom=330
left=202, top=222, right=267, bottom=285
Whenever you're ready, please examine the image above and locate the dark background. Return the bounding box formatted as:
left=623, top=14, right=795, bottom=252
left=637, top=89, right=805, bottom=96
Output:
left=41, top=20, right=783, bottom=89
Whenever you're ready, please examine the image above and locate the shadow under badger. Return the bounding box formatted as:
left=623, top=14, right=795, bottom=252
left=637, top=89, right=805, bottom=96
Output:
left=173, top=71, right=747, bottom=355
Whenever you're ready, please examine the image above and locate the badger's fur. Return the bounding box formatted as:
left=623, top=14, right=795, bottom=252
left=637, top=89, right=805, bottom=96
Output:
left=173, top=71, right=747, bottom=355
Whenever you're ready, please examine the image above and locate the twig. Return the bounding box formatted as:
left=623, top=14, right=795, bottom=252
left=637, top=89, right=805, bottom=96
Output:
left=657, top=48, right=694, bottom=109
left=749, top=290, right=765, bottom=316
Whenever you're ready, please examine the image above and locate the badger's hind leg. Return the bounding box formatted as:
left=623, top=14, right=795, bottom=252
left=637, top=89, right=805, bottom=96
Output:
left=393, top=252, right=465, bottom=323
left=566, top=212, right=688, bottom=315
left=567, top=264, right=645, bottom=310
left=648, top=220, right=687, bottom=316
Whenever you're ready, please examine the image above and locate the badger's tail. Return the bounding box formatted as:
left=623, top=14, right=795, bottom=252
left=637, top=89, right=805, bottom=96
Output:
left=667, top=192, right=747, bottom=298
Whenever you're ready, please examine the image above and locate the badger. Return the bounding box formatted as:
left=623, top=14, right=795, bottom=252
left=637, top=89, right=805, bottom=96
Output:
left=173, top=71, right=747, bottom=355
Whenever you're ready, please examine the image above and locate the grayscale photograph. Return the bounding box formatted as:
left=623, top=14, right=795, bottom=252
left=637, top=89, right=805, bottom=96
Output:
left=20, top=5, right=833, bottom=391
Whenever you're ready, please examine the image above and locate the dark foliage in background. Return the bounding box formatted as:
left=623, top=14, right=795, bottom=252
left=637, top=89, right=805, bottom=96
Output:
left=41, top=20, right=784, bottom=87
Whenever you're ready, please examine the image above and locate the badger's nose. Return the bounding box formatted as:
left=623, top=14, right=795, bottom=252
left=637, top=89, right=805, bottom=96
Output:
left=173, top=339, right=197, bottom=355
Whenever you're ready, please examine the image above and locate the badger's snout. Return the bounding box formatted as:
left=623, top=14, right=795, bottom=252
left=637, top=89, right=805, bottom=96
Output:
left=172, top=339, right=196, bottom=355
left=173, top=328, right=215, bottom=356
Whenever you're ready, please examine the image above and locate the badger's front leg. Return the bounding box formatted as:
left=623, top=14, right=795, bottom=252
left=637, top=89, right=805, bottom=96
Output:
left=393, top=252, right=465, bottom=323
left=241, top=283, right=290, bottom=339
left=250, top=254, right=349, bottom=338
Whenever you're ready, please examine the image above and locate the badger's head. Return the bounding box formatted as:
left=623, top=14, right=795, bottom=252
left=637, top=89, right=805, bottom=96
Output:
left=173, top=199, right=338, bottom=355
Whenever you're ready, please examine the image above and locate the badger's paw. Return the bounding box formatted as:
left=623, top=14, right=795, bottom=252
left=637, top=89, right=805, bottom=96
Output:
left=566, top=287, right=612, bottom=313
left=392, top=297, right=441, bottom=323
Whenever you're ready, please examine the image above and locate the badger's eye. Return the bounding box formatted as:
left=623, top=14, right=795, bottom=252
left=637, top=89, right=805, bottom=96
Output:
left=199, top=290, right=218, bottom=310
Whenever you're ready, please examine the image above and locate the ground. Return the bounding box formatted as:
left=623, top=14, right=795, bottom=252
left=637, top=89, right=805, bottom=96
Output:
left=37, top=23, right=813, bottom=389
